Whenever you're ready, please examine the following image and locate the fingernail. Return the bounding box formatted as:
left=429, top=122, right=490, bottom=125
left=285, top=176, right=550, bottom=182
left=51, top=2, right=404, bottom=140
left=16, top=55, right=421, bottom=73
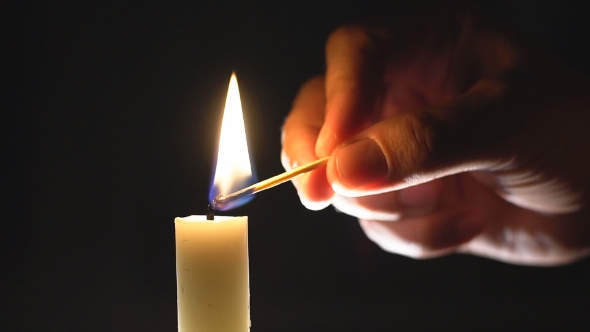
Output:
left=334, top=138, right=388, bottom=189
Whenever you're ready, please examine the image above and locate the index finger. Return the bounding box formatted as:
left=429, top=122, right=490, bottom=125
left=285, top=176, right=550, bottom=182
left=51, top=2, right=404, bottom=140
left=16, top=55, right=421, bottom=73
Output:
left=316, top=25, right=388, bottom=157
left=282, top=76, right=326, bottom=168
left=281, top=76, right=334, bottom=208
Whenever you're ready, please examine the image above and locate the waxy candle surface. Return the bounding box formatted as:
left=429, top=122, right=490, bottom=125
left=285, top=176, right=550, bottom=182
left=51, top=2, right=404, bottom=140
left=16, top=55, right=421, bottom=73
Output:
left=175, top=215, right=250, bottom=332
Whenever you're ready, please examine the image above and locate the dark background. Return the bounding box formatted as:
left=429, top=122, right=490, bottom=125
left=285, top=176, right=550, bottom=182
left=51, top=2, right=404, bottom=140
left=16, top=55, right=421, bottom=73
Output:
left=5, top=1, right=590, bottom=331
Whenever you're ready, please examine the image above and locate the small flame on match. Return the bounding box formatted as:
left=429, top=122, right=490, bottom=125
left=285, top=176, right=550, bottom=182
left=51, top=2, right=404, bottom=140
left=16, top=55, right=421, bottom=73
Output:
left=209, top=73, right=257, bottom=210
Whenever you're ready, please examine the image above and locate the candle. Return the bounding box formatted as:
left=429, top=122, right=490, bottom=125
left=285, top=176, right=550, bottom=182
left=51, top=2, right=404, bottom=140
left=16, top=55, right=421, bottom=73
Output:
left=175, top=215, right=249, bottom=331
left=175, top=73, right=255, bottom=331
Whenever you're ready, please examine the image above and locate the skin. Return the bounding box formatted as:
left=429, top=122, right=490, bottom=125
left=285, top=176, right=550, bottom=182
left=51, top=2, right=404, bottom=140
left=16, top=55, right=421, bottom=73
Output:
left=281, top=3, right=590, bottom=265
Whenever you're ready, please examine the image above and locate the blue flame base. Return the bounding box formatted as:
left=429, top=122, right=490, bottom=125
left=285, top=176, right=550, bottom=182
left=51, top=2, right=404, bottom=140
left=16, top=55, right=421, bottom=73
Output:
left=209, top=175, right=258, bottom=211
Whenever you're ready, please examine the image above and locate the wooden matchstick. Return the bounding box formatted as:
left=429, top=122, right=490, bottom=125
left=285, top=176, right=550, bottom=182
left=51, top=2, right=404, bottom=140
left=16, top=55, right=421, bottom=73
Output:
left=212, top=156, right=330, bottom=209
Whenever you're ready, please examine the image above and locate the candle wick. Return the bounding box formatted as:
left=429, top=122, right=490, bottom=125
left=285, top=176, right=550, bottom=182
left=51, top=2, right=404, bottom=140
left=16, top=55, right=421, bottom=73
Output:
left=206, top=204, right=215, bottom=220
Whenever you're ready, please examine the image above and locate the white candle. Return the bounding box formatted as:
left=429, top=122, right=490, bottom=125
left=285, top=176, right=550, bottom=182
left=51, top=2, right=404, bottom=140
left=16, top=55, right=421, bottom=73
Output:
left=175, top=215, right=250, bottom=332
left=176, top=73, right=253, bottom=331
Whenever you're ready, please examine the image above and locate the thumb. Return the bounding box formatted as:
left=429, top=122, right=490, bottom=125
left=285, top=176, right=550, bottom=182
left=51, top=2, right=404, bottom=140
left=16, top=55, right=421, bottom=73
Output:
left=326, top=79, right=516, bottom=196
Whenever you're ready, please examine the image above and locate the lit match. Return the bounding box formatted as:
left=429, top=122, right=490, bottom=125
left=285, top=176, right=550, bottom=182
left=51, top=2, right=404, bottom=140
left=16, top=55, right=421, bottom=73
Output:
left=212, top=156, right=330, bottom=210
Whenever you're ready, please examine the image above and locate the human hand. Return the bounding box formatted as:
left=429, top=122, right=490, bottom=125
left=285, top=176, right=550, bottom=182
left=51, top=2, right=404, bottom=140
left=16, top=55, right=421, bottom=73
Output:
left=281, top=3, right=590, bottom=265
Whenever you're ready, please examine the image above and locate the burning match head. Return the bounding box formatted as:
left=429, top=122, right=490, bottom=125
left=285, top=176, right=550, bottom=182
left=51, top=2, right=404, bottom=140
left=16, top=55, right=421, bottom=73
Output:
left=210, top=187, right=255, bottom=211
left=210, top=195, right=226, bottom=211
left=210, top=157, right=330, bottom=213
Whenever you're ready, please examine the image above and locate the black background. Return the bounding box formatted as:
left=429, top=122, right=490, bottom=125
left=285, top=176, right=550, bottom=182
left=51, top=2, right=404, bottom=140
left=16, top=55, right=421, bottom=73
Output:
left=5, top=1, right=590, bottom=331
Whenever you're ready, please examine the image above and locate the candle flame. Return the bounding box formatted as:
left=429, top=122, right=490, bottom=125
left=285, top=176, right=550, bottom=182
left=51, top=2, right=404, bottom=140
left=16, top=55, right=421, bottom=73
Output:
left=209, top=73, right=257, bottom=210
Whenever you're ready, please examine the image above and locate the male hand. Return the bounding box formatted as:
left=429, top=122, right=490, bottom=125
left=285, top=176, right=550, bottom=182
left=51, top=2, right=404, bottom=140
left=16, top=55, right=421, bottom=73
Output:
left=281, top=3, right=590, bottom=265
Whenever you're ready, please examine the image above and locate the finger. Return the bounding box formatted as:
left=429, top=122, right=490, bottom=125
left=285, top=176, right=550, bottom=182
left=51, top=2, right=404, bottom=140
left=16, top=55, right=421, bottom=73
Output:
left=281, top=76, right=334, bottom=208
left=464, top=211, right=590, bottom=266
left=326, top=79, right=513, bottom=196
left=316, top=25, right=388, bottom=157
left=354, top=172, right=485, bottom=260
left=282, top=76, right=326, bottom=167
left=458, top=173, right=590, bottom=266
left=298, top=164, right=333, bottom=210
left=359, top=206, right=484, bottom=259
left=331, top=179, right=446, bottom=221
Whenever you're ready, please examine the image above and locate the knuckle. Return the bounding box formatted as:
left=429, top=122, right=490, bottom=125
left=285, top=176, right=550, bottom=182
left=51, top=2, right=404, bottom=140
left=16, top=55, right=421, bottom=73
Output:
left=327, top=25, right=376, bottom=53
left=291, top=75, right=326, bottom=112
left=301, top=75, right=325, bottom=93
left=360, top=219, right=440, bottom=259
left=393, top=114, right=437, bottom=174
left=392, top=236, right=453, bottom=260
left=325, top=81, right=362, bottom=106
left=380, top=237, right=438, bottom=260
left=404, top=247, right=436, bottom=260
